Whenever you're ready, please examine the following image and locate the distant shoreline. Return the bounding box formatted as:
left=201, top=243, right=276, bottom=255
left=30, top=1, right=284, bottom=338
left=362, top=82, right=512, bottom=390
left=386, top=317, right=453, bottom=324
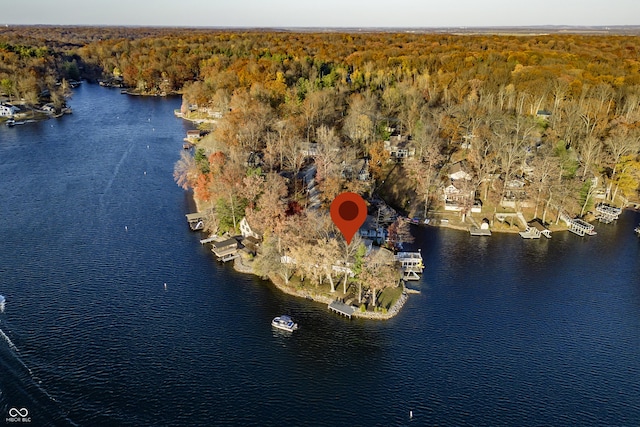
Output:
left=5, top=24, right=640, bottom=36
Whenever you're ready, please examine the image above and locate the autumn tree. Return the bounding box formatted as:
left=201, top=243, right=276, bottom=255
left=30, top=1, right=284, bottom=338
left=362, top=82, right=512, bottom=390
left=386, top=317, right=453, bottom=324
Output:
left=603, top=124, right=640, bottom=202
left=173, top=150, right=198, bottom=190
left=358, top=248, right=400, bottom=308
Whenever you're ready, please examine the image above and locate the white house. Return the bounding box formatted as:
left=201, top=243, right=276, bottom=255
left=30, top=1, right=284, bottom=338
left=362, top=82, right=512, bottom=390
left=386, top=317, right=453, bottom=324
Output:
left=443, top=182, right=481, bottom=213
left=239, top=217, right=261, bottom=240
left=0, top=103, right=19, bottom=117
left=448, top=162, right=472, bottom=181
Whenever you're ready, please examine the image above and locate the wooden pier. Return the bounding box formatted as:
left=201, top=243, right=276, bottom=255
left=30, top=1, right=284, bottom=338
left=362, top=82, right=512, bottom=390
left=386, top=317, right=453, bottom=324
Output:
left=519, top=219, right=552, bottom=239
left=328, top=300, right=356, bottom=318
left=200, top=235, right=220, bottom=244
left=470, top=226, right=491, bottom=236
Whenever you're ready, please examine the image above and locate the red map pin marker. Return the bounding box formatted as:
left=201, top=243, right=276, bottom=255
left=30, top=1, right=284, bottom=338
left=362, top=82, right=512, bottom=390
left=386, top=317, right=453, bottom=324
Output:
left=330, top=192, right=367, bottom=245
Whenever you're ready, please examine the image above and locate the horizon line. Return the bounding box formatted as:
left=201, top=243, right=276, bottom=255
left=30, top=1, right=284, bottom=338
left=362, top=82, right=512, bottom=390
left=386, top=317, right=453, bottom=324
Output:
left=3, top=24, right=640, bottom=29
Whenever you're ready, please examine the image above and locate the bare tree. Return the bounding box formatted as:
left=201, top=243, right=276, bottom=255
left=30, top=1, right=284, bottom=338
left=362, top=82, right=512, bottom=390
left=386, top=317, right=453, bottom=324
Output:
left=494, top=114, right=536, bottom=203
left=300, top=88, right=335, bottom=142
left=314, top=125, right=341, bottom=184
left=603, top=125, right=640, bottom=201
left=529, top=146, right=561, bottom=219
left=576, top=135, right=603, bottom=180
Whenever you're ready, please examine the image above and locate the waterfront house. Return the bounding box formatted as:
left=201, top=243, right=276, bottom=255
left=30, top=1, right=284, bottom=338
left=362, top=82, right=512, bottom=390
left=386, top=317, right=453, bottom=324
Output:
left=0, top=103, right=19, bottom=117
left=359, top=215, right=387, bottom=245
left=186, top=129, right=202, bottom=140
left=502, top=178, right=532, bottom=208
left=443, top=182, right=480, bottom=212
left=240, top=217, right=261, bottom=240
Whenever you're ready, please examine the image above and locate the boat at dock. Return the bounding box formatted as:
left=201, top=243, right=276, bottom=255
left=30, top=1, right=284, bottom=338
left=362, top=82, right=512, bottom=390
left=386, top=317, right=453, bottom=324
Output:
left=271, top=315, right=298, bottom=332
left=635, top=224, right=640, bottom=236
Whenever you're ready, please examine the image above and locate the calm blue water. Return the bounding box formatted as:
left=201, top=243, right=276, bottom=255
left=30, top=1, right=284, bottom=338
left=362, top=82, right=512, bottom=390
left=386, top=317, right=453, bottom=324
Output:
left=1, top=84, right=640, bottom=426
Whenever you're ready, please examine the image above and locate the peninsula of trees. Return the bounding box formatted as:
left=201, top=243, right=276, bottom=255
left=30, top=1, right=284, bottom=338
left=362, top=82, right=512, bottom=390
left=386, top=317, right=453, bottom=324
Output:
left=3, top=26, right=640, bottom=315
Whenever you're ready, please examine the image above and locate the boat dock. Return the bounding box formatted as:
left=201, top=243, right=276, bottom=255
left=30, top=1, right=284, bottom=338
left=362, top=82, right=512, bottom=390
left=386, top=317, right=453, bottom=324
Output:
left=595, top=203, right=622, bottom=223
left=395, top=251, right=424, bottom=281
left=211, top=238, right=240, bottom=262
left=200, top=235, right=220, bottom=244
left=519, top=219, right=552, bottom=239
left=568, top=218, right=597, bottom=236
left=328, top=300, right=356, bottom=318
left=470, top=226, right=491, bottom=236
left=469, top=217, right=491, bottom=236
left=185, top=212, right=204, bottom=231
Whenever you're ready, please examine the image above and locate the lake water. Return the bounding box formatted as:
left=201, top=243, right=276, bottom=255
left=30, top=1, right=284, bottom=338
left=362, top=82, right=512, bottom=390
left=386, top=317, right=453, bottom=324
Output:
left=1, top=84, right=640, bottom=426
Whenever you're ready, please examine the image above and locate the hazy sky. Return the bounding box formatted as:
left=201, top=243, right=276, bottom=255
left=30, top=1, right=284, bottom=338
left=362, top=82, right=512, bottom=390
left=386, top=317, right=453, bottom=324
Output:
left=3, top=0, right=639, bottom=27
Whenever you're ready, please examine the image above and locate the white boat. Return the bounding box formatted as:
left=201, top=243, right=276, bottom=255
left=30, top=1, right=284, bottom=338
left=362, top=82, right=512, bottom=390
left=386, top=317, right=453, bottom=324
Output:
left=271, top=315, right=298, bottom=332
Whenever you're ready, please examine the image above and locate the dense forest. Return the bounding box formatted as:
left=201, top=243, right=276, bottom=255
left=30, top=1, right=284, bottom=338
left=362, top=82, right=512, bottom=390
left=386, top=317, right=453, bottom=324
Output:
left=3, top=26, right=640, bottom=311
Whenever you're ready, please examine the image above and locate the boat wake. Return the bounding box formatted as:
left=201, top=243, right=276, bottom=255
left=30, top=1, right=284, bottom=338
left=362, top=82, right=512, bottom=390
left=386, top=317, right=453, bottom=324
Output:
left=99, top=140, right=136, bottom=207
left=0, top=325, right=17, bottom=352
left=0, top=323, right=74, bottom=425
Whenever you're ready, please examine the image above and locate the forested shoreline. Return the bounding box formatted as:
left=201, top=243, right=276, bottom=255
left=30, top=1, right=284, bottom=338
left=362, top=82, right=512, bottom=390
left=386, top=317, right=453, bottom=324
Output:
left=3, top=26, right=640, bottom=315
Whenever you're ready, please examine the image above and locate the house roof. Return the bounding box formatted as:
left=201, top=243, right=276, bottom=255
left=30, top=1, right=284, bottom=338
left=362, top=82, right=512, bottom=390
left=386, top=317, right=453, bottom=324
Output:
left=528, top=219, right=548, bottom=231
left=243, top=236, right=260, bottom=245
left=444, top=183, right=461, bottom=194
left=212, top=238, right=238, bottom=249
left=448, top=162, right=471, bottom=179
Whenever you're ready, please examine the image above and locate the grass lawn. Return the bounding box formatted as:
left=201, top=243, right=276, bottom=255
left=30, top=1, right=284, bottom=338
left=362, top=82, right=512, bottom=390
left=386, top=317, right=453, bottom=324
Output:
left=377, top=285, right=404, bottom=311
